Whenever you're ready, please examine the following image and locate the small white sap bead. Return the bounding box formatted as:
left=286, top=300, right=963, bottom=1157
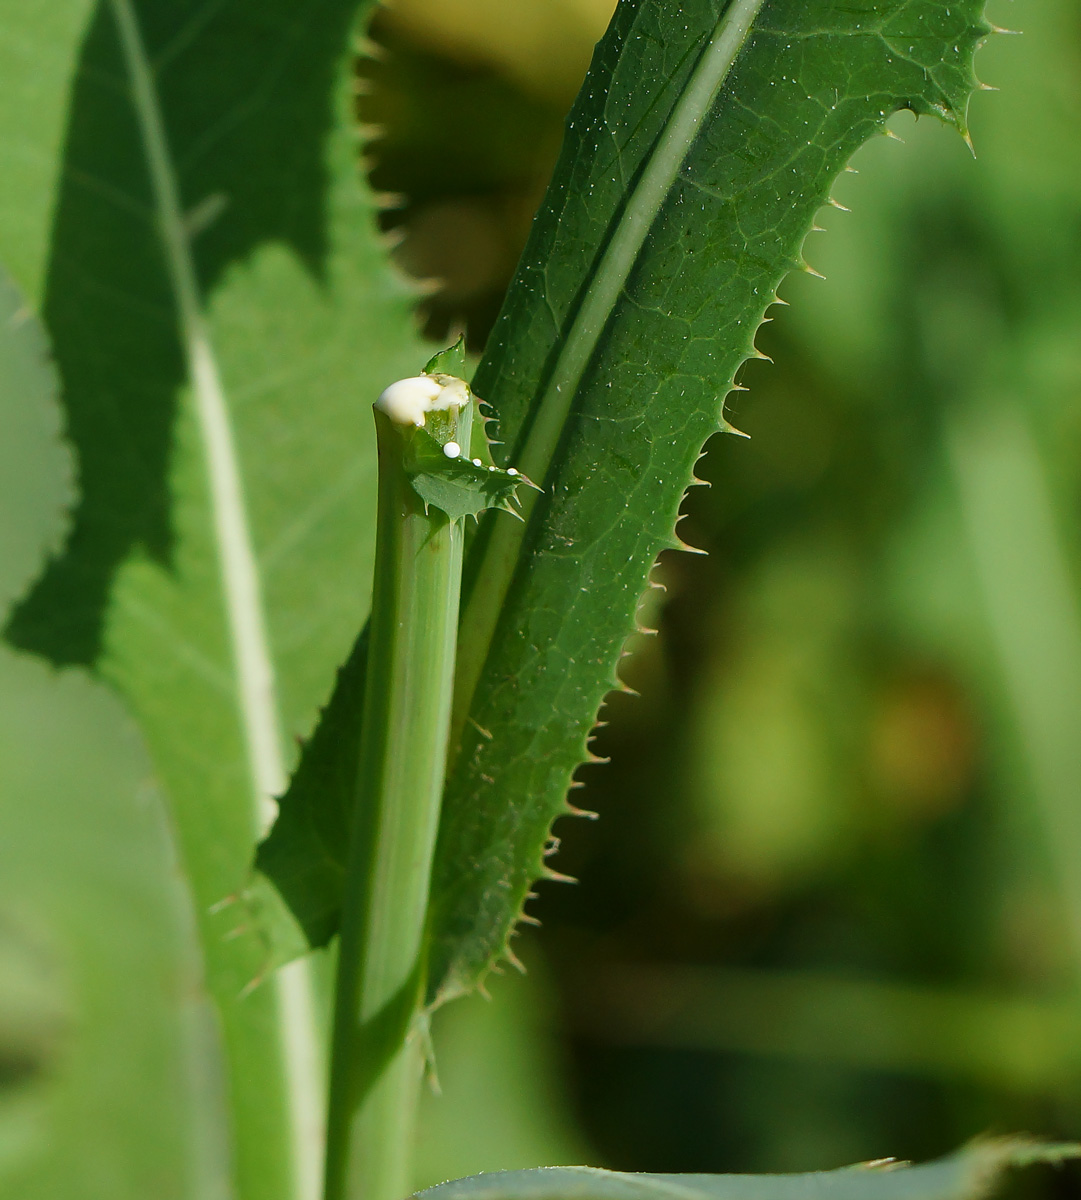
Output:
left=506, top=467, right=519, bottom=476
left=472, top=458, right=482, bottom=467
left=443, top=441, right=461, bottom=459
left=375, top=376, right=443, bottom=426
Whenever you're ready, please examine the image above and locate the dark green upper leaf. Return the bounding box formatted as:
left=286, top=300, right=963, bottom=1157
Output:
left=426, top=0, right=991, bottom=1003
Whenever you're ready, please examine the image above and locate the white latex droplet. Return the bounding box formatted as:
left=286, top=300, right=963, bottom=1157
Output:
left=472, top=458, right=482, bottom=467
left=375, top=376, right=443, bottom=427
left=375, top=373, right=471, bottom=427
left=506, top=467, right=519, bottom=476
left=443, top=441, right=461, bottom=459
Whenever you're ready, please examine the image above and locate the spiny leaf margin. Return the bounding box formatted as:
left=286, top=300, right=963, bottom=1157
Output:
left=426, top=0, right=993, bottom=1004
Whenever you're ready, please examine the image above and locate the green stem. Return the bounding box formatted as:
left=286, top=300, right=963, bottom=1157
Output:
left=324, top=406, right=469, bottom=1200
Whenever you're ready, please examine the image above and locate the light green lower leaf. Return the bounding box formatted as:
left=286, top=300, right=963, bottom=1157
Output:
left=0, top=655, right=229, bottom=1200
left=0, top=266, right=221, bottom=1197
left=0, top=0, right=427, bottom=1194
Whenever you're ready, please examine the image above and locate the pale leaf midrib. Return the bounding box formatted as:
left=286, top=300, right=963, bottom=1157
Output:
left=453, top=0, right=767, bottom=734
left=106, top=3, right=322, bottom=1198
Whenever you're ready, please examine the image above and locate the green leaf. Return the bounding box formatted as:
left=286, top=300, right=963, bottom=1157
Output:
left=425, top=335, right=468, bottom=377
left=426, top=0, right=992, bottom=1003
left=0, top=266, right=73, bottom=616
left=412, top=1143, right=1079, bottom=1200
left=0, top=1, right=424, bottom=1196
left=0, top=266, right=222, bottom=1198
left=0, top=657, right=229, bottom=1200
left=407, top=427, right=529, bottom=522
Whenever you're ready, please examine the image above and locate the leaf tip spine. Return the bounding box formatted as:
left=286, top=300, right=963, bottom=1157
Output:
left=379, top=226, right=407, bottom=251
left=372, top=190, right=407, bottom=212
left=237, top=973, right=264, bottom=1002
left=504, top=947, right=528, bottom=975
left=353, top=35, right=387, bottom=60
left=413, top=275, right=445, bottom=297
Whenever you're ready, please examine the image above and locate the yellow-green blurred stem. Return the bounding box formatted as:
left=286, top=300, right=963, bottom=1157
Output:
left=324, top=408, right=467, bottom=1200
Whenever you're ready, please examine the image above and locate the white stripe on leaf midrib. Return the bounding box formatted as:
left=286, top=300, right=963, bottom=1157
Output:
left=108, top=3, right=322, bottom=1198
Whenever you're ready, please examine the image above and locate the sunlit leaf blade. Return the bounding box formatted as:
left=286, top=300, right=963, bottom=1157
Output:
left=0, top=659, right=229, bottom=1200
left=0, top=266, right=72, bottom=616
left=0, top=267, right=222, bottom=1198
left=413, top=1142, right=1079, bottom=1200
left=0, top=1, right=424, bottom=1195
left=427, top=0, right=992, bottom=1002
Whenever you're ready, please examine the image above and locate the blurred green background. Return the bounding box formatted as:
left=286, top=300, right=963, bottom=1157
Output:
left=361, top=0, right=1081, bottom=1189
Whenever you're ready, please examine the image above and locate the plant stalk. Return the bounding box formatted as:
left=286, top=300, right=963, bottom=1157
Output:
left=324, top=404, right=469, bottom=1200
